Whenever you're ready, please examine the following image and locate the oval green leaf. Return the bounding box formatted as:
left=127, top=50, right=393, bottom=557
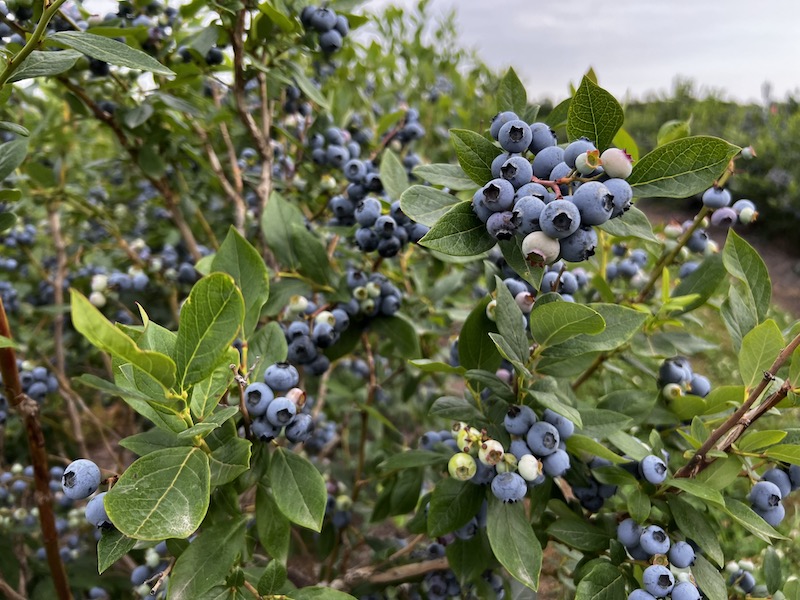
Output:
left=269, top=447, right=327, bottom=532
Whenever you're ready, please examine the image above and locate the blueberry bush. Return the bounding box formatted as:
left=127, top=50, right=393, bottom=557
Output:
left=0, top=2, right=799, bottom=600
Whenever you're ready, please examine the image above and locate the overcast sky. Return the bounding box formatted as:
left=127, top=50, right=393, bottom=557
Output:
left=359, top=0, right=800, bottom=104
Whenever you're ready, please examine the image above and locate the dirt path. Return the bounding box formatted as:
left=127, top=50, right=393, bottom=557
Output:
left=637, top=199, right=800, bottom=318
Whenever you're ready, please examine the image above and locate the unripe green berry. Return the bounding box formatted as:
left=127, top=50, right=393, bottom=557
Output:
left=448, top=453, right=477, bottom=481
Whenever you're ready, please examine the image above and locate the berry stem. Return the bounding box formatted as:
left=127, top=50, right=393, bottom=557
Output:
left=0, top=298, right=73, bottom=600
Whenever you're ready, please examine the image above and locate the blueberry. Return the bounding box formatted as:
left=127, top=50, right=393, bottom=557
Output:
left=504, top=404, right=537, bottom=436
left=264, top=363, right=299, bottom=391
left=570, top=181, right=614, bottom=225
left=604, top=178, right=634, bottom=217
left=355, top=227, right=379, bottom=252
left=266, top=397, right=297, bottom=427
left=668, top=540, right=695, bottom=568
left=286, top=320, right=310, bottom=340
left=243, top=382, right=274, bottom=417
left=526, top=421, right=560, bottom=457
left=309, top=7, right=337, bottom=31
left=85, top=492, right=111, bottom=528
left=701, top=186, right=731, bottom=209
left=749, top=480, right=782, bottom=510
left=542, top=408, right=575, bottom=439
left=478, top=178, right=515, bottom=212
left=490, top=472, right=527, bottom=503
left=509, top=439, right=532, bottom=460
left=658, top=358, right=692, bottom=386
left=788, top=464, right=800, bottom=490
left=732, top=199, right=757, bottom=213
left=489, top=111, right=519, bottom=140
left=532, top=146, right=565, bottom=179
left=62, top=459, right=102, bottom=500
left=640, top=454, right=668, bottom=484
left=251, top=418, right=281, bottom=442
left=753, top=502, right=785, bottom=527
left=343, top=159, right=367, bottom=183
left=285, top=413, right=315, bottom=443
left=377, top=235, right=402, bottom=258
left=539, top=200, right=581, bottom=239
left=686, top=229, right=709, bottom=254
left=563, top=138, right=596, bottom=168
left=642, top=564, right=674, bottom=597
left=617, top=517, right=642, bottom=547
left=516, top=182, right=554, bottom=203
left=559, top=227, right=597, bottom=263
left=131, top=564, right=151, bottom=586
left=639, top=525, right=670, bottom=556
left=499, top=155, right=533, bottom=189
left=513, top=195, right=546, bottom=235
left=730, top=570, right=756, bottom=593
left=628, top=591, right=657, bottom=600
left=486, top=211, right=517, bottom=240
left=670, top=582, right=701, bottom=600
left=710, top=206, right=737, bottom=228
left=491, top=152, right=512, bottom=179
left=542, top=449, right=570, bottom=477
left=312, top=321, right=337, bottom=348
left=528, top=122, right=558, bottom=153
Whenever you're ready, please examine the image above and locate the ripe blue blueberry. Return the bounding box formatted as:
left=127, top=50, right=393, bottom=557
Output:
left=701, top=186, right=732, bottom=208
left=312, top=321, right=337, bottom=348
left=753, top=502, right=785, bottom=527
left=668, top=540, right=696, bottom=568
left=532, top=146, right=565, bottom=179
left=478, top=178, right=515, bottom=212
left=617, top=518, right=642, bottom=547
left=491, top=152, right=512, bottom=179
left=355, top=227, right=379, bottom=252
left=85, top=492, right=111, bottom=528
left=266, top=397, right=297, bottom=427
left=504, top=404, right=537, bottom=436
left=264, top=363, right=299, bottom=391
left=749, top=480, right=782, bottom=510
left=788, top=464, right=800, bottom=490
left=355, top=197, right=382, bottom=227
left=285, top=413, right=315, bottom=443
left=730, top=570, right=756, bottom=593
left=685, top=229, right=709, bottom=253
left=628, top=591, right=657, bottom=600
left=710, top=206, right=737, bottom=228
left=570, top=182, right=614, bottom=225
left=130, top=564, right=151, bottom=586
left=542, top=409, right=575, bottom=439
left=500, top=155, right=533, bottom=189
left=658, top=357, right=692, bottom=386
left=528, top=122, right=558, bottom=153
left=509, top=439, right=532, bottom=460
left=62, top=459, right=101, bottom=500
left=244, top=382, right=274, bottom=417
left=604, top=178, right=634, bottom=217
left=513, top=195, right=546, bottom=235
left=526, top=421, right=560, bottom=457
left=309, top=7, right=337, bottom=31
left=539, top=200, right=581, bottom=239
left=542, top=449, right=570, bottom=477
left=563, top=138, right=596, bottom=169
left=498, top=120, right=533, bottom=153
left=490, top=472, right=527, bottom=503
left=639, top=525, right=670, bottom=556
left=251, top=417, right=281, bottom=442
left=642, top=564, right=674, bottom=597
left=486, top=211, right=517, bottom=240
left=688, top=374, right=711, bottom=397
left=490, top=111, right=519, bottom=140
left=319, top=29, right=343, bottom=53
left=516, top=182, right=554, bottom=203
left=325, top=145, right=350, bottom=168
left=559, top=227, right=597, bottom=263
left=670, top=582, right=701, bottom=600
left=640, top=454, right=668, bottom=484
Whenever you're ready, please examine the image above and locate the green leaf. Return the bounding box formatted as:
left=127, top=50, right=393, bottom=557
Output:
left=168, top=519, right=246, bottom=600
left=545, top=97, right=571, bottom=127
left=597, top=206, right=658, bottom=243
left=379, top=149, right=409, bottom=200
left=211, top=228, right=269, bottom=339
left=446, top=534, right=493, bottom=586
left=721, top=283, right=758, bottom=353
left=494, top=275, right=529, bottom=364
left=627, top=487, right=651, bottom=523
left=612, top=127, right=639, bottom=162
left=119, top=428, right=190, bottom=456
left=7, top=50, right=82, bottom=83
left=49, top=31, right=175, bottom=76
left=105, top=447, right=211, bottom=540
left=450, top=129, right=502, bottom=185
left=370, top=315, right=420, bottom=358
left=765, top=546, right=782, bottom=594
left=574, top=562, right=626, bottom=600
left=695, top=456, right=743, bottom=493
left=258, top=2, right=296, bottom=33
left=723, top=229, right=771, bottom=322
left=291, top=224, right=332, bottom=287
left=739, top=319, right=783, bottom=390
left=427, top=478, right=485, bottom=537
left=487, top=497, right=542, bottom=591
left=428, top=396, right=487, bottom=426
left=379, top=449, right=449, bottom=473
left=291, top=588, right=356, bottom=600
left=286, top=62, right=329, bottom=110
left=529, top=301, right=605, bottom=348
left=249, top=321, right=288, bottom=382
left=785, top=580, right=800, bottom=600
left=566, top=435, right=626, bottom=464
left=97, top=529, right=137, bottom=574
left=668, top=495, right=724, bottom=566
left=547, top=518, right=610, bottom=552
left=0, top=121, right=25, bottom=138
left=408, top=359, right=465, bottom=376
left=671, top=254, right=725, bottom=314
left=691, top=555, right=727, bottom=600
left=71, top=290, right=176, bottom=389
left=666, top=478, right=724, bottom=506
left=542, top=303, right=646, bottom=357
left=738, top=430, right=788, bottom=453
left=257, top=560, right=287, bottom=596
left=209, top=437, right=251, bottom=486
left=256, top=485, right=290, bottom=564
left=419, top=201, right=496, bottom=256
left=657, top=119, right=692, bottom=146
left=190, top=361, right=235, bottom=421
left=532, top=390, right=583, bottom=429
left=260, top=192, right=307, bottom=269
left=399, top=185, right=462, bottom=227
left=269, top=447, right=326, bottom=532
left=765, top=444, right=800, bottom=466
left=411, top=164, right=476, bottom=191
left=458, top=296, right=501, bottom=371
left=723, top=498, right=786, bottom=541
left=0, top=139, right=28, bottom=181
left=566, top=76, right=624, bottom=151
left=497, top=67, right=527, bottom=115
left=175, top=273, right=244, bottom=390
left=627, top=136, right=740, bottom=198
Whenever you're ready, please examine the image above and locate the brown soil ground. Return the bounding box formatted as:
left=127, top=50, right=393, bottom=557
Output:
left=637, top=199, right=800, bottom=318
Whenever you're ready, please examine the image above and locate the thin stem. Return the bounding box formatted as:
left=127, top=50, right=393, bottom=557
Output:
left=0, top=0, right=69, bottom=88
left=0, top=575, right=26, bottom=600
left=0, top=298, right=72, bottom=600
left=675, top=331, right=800, bottom=478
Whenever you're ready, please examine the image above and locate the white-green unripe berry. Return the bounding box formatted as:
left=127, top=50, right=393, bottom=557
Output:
left=521, top=231, right=560, bottom=265
left=478, top=439, right=504, bottom=466
left=448, top=453, right=477, bottom=481
left=600, top=148, right=633, bottom=179
left=518, top=454, right=542, bottom=481
left=515, top=291, right=534, bottom=313
left=738, top=207, right=757, bottom=224
left=314, top=310, right=336, bottom=326
left=145, top=547, right=160, bottom=568
left=485, top=299, right=497, bottom=321
left=91, top=274, right=108, bottom=292
left=287, top=295, right=309, bottom=313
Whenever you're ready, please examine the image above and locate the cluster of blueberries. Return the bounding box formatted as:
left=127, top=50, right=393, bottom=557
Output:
left=0, top=361, right=59, bottom=417
left=701, top=187, right=759, bottom=226
left=605, top=246, right=650, bottom=284
left=311, top=126, right=365, bottom=171
left=300, top=5, right=350, bottom=55
left=618, top=519, right=701, bottom=600
left=383, top=107, right=426, bottom=148
left=104, top=1, right=182, bottom=57
left=129, top=544, right=170, bottom=598
left=422, top=568, right=505, bottom=600
left=0, top=1, right=85, bottom=43
left=243, top=363, right=315, bottom=443
left=658, top=356, right=712, bottom=399
left=472, top=110, right=635, bottom=264
left=748, top=464, right=800, bottom=526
